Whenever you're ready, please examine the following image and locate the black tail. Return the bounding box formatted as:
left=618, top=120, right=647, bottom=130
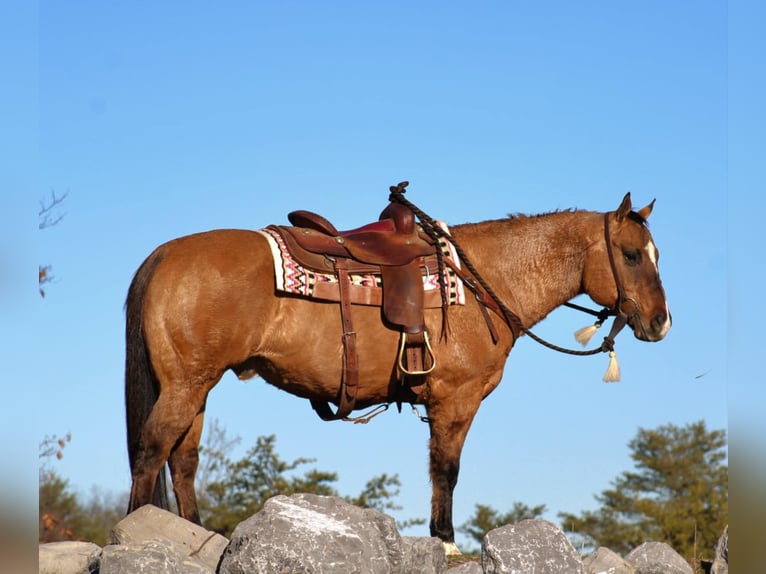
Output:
left=125, top=248, right=169, bottom=510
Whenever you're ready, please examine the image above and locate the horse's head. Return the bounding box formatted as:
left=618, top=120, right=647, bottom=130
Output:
left=584, top=193, right=671, bottom=342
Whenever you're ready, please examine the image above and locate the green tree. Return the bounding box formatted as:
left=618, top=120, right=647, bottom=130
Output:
left=559, top=420, right=727, bottom=568
left=200, top=434, right=334, bottom=534
left=39, top=433, right=82, bottom=542
left=346, top=473, right=426, bottom=531
left=39, top=433, right=126, bottom=545
left=77, top=488, right=129, bottom=546
left=458, top=502, right=547, bottom=548
left=39, top=473, right=87, bottom=542
left=199, top=432, right=424, bottom=537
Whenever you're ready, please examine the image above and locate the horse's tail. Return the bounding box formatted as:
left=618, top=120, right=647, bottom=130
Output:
left=125, top=248, right=169, bottom=510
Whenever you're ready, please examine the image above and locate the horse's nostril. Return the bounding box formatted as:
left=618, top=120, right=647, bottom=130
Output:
left=652, top=311, right=669, bottom=332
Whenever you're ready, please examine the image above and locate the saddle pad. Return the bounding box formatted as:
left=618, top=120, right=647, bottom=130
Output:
left=257, top=224, right=465, bottom=307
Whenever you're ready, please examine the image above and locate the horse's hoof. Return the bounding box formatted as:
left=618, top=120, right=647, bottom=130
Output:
left=443, top=542, right=462, bottom=556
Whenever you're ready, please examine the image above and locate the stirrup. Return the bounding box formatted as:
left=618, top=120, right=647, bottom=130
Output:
left=397, top=330, right=436, bottom=376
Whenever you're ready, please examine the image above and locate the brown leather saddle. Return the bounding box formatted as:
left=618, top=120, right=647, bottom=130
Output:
left=268, top=188, right=441, bottom=421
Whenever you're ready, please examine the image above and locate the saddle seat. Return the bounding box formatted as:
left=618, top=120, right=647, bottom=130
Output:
left=285, top=202, right=434, bottom=266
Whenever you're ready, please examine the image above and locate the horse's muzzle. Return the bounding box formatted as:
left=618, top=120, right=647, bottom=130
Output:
left=633, top=310, right=671, bottom=342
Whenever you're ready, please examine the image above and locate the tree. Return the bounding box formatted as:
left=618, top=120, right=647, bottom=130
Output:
left=39, top=433, right=83, bottom=542
left=458, top=502, right=547, bottom=549
left=199, top=434, right=337, bottom=535
left=346, top=473, right=425, bottom=531
left=559, top=420, right=727, bottom=567
left=198, top=429, right=424, bottom=537
left=39, top=433, right=126, bottom=545
left=38, top=423, right=424, bottom=543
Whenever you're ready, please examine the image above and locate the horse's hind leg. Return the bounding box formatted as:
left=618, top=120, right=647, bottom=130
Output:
left=168, top=407, right=206, bottom=523
left=128, top=385, right=209, bottom=522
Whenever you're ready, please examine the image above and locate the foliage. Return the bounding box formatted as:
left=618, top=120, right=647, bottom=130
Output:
left=458, top=501, right=547, bottom=548
left=346, top=473, right=425, bottom=531
left=198, top=425, right=425, bottom=537
left=39, top=473, right=87, bottom=543
left=39, top=423, right=424, bottom=543
left=39, top=433, right=126, bottom=546
left=558, top=420, right=727, bottom=567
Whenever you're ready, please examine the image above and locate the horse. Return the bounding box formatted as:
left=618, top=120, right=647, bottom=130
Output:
left=125, top=191, right=670, bottom=554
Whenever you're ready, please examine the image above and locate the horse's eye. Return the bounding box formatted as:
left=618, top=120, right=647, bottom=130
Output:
left=623, top=248, right=642, bottom=266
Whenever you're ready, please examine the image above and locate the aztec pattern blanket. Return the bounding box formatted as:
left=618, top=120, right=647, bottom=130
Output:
left=257, top=223, right=465, bottom=307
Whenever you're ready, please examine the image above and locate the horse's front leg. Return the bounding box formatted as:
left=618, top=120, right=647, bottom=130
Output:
left=426, top=389, right=482, bottom=555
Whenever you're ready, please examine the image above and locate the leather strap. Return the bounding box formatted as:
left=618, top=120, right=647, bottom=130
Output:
left=310, top=259, right=359, bottom=421
left=443, top=257, right=518, bottom=341
left=603, top=212, right=625, bottom=311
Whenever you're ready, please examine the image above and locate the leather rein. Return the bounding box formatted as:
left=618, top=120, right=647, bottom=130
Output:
left=389, top=189, right=633, bottom=359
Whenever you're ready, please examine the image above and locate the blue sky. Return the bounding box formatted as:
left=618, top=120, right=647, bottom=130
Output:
left=5, top=0, right=761, bottom=548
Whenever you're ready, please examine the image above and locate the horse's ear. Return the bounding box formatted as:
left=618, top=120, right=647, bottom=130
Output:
left=637, top=199, right=656, bottom=221
left=616, top=192, right=632, bottom=221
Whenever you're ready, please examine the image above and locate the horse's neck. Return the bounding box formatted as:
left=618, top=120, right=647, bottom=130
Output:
left=451, top=211, right=601, bottom=328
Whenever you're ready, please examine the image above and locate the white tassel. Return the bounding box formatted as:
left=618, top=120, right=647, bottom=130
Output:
left=602, top=350, right=621, bottom=382
left=574, top=322, right=601, bottom=346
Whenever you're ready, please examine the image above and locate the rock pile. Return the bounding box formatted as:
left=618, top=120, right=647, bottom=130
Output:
left=38, top=493, right=727, bottom=574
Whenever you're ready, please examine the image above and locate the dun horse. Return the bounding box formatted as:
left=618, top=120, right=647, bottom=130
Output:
left=125, top=190, right=670, bottom=553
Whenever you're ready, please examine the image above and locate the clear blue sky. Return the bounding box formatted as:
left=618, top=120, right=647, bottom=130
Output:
left=5, top=0, right=761, bottom=549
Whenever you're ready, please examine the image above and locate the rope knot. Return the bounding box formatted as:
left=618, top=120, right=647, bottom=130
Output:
left=388, top=181, right=409, bottom=199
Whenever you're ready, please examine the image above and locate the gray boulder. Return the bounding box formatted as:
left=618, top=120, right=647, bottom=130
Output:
left=96, top=538, right=213, bottom=574
left=39, top=541, right=101, bottom=574
left=482, top=519, right=585, bottom=573
left=401, top=536, right=448, bottom=573
left=625, top=541, right=692, bottom=574
left=711, top=525, right=728, bottom=574
left=447, top=561, right=483, bottom=573
left=218, top=493, right=405, bottom=574
left=109, top=504, right=228, bottom=572
left=583, top=546, right=635, bottom=574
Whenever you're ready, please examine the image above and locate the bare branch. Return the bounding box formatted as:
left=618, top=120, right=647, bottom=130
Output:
left=39, top=190, right=69, bottom=230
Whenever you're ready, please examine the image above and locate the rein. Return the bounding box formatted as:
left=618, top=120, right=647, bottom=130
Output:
left=388, top=183, right=631, bottom=372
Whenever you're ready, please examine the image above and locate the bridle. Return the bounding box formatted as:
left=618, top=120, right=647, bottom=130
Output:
left=388, top=186, right=635, bottom=360
left=491, top=210, right=633, bottom=358
left=589, top=211, right=637, bottom=353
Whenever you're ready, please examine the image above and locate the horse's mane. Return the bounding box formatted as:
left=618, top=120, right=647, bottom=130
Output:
left=505, top=208, right=581, bottom=221
left=506, top=207, right=649, bottom=227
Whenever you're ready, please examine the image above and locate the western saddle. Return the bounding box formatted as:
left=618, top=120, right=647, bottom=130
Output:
left=269, top=182, right=444, bottom=421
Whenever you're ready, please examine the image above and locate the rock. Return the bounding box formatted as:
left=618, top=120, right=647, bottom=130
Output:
left=109, top=504, right=229, bottom=571
left=583, top=546, right=636, bottom=574
left=625, top=541, right=693, bottom=574
left=39, top=495, right=718, bottom=573
left=97, top=538, right=213, bottom=573
left=447, top=561, right=483, bottom=573
left=218, top=493, right=405, bottom=574
left=482, top=519, right=585, bottom=573
left=401, top=536, right=448, bottom=573
left=711, top=525, right=728, bottom=574
left=39, top=541, right=101, bottom=574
